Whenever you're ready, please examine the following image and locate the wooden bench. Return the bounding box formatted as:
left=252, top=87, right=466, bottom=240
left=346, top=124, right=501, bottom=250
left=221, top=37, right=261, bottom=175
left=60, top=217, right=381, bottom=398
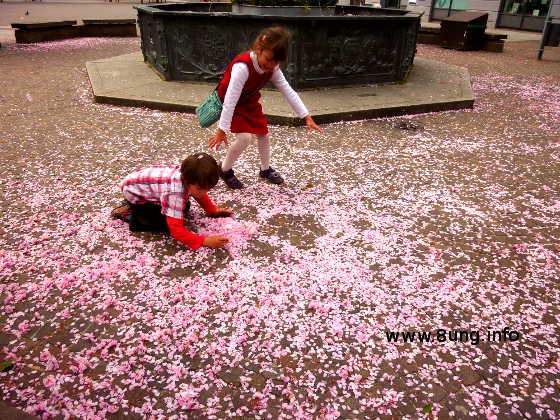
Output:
left=11, top=19, right=137, bottom=43
left=418, top=25, right=507, bottom=52
left=81, top=19, right=137, bottom=37
left=11, top=21, right=77, bottom=44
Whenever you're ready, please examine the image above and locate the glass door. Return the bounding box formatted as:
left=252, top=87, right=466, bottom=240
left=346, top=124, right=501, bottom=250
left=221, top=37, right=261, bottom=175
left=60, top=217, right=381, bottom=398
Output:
left=497, top=0, right=550, bottom=31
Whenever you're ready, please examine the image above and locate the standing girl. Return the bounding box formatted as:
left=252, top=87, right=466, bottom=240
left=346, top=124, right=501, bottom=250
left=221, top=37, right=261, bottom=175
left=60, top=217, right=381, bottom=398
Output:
left=209, top=26, right=321, bottom=189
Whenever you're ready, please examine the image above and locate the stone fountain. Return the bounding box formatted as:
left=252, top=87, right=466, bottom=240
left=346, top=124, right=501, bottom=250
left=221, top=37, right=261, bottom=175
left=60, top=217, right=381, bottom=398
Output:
left=135, top=3, right=421, bottom=89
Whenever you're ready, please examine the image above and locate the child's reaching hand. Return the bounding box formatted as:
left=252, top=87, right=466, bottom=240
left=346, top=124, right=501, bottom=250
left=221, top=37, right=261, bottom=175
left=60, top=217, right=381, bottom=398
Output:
left=305, top=115, right=321, bottom=132
left=203, top=235, right=229, bottom=249
left=209, top=128, right=228, bottom=150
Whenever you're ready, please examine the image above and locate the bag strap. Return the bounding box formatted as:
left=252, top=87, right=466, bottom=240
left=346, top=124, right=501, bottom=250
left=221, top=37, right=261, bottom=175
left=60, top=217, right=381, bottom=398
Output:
left=214, top=81, right=262, bottom=103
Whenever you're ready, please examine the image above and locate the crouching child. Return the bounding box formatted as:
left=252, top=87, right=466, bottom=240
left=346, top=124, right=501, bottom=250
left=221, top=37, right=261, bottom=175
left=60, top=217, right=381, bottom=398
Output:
left=111, top=153, right=232, bottom=250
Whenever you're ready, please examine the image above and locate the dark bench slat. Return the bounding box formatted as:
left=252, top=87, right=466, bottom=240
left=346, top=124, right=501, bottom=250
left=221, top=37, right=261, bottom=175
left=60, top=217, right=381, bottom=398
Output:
left=82, top=19, right=137, bottom=25
left=11, top=20, right=77, bottom=29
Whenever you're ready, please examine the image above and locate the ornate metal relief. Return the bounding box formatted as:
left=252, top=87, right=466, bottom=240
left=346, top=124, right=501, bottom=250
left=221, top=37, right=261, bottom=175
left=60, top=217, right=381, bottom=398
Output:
left=139, top=13, right=169, bottom=78
left=299, top=25, right=400, bottom=87
left=167, top=23, right=266, bottom=82
left=400, top=21, right=419, bottom=79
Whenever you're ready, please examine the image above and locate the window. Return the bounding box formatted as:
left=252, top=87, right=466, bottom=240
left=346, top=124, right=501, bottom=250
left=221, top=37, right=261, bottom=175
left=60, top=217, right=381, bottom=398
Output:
left=497, top=0, right=549, bottom=30
left=451, top=0, right=469, bottom=10
left=432, top=0, right=469, bottom=19
left=502, top=0, right=549, bottom=15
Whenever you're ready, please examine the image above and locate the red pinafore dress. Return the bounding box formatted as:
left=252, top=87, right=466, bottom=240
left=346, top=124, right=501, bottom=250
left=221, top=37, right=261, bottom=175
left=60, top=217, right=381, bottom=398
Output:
left=217, top=52, right=272, bottom=135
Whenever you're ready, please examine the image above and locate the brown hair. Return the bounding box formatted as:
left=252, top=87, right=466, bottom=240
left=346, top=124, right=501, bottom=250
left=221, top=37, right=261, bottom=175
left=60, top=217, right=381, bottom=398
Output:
left=180, top=153, right=220, bottom=190
left=252, top=26, right=291, bottom=62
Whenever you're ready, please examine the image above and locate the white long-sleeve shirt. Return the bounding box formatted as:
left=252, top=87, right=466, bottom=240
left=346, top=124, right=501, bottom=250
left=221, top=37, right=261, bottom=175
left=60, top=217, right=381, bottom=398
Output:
left=218, top=51, right=309, bottom=133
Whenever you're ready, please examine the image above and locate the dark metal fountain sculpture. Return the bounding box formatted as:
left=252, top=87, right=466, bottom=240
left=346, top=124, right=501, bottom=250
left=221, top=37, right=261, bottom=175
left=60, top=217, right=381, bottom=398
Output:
left=135, top=3, right=421, bottom=89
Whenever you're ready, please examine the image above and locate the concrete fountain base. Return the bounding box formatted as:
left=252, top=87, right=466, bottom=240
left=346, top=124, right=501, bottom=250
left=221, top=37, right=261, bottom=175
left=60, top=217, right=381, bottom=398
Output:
left=86, top=52, right=474, bottom=125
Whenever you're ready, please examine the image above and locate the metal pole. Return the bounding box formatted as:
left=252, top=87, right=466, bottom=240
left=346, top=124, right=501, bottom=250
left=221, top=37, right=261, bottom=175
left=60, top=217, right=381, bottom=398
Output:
left=537, top=0, right=553, bottom=60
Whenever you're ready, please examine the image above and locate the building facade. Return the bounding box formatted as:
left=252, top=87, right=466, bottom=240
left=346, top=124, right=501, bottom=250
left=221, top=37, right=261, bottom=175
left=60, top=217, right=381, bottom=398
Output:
left=407, top=0, right=557, bottom=30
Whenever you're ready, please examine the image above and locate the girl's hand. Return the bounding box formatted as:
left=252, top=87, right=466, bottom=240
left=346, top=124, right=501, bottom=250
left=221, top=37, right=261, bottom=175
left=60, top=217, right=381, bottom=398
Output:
left=203, top=235, right=229, bottom=248
left=209, top=128, right=228, bottom=150
left=209, top=207, right=234, bottom=218
left=305, top=115, right=321, bottom=132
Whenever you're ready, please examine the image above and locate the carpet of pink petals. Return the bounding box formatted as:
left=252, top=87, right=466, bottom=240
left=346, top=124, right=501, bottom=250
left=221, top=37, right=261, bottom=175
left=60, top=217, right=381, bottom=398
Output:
left=0, top=38, right=559, bottom=419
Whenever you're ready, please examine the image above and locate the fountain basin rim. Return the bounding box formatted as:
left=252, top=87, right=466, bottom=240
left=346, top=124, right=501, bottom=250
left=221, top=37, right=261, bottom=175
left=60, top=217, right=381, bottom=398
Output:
left=134, top=4, right=422, bottom=20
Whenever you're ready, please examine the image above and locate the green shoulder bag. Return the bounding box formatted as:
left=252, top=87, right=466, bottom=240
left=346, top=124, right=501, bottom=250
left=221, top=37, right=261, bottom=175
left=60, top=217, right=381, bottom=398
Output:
left=196, top=90, right=223, bottom=128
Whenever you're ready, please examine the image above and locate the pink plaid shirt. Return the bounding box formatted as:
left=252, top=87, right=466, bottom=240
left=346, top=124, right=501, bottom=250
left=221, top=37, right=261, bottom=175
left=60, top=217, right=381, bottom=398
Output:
left=120, top=165, right=188, bottom=219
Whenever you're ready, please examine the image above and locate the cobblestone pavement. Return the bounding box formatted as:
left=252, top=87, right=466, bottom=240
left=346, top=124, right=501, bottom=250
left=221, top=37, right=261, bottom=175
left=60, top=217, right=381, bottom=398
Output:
left=0, top=38, right=559, bottom=419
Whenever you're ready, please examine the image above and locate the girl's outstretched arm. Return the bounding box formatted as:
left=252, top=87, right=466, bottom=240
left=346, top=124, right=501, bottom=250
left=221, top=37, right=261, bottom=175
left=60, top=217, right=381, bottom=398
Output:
left=194, top=193, right=233, bottom=218
left=209, top=64, right=249, bottom=150
left=167, top=216, right=229, bottom=249
left=166, top=216, right=205, bottom=250
left=270, top=68, right=321, bottom=132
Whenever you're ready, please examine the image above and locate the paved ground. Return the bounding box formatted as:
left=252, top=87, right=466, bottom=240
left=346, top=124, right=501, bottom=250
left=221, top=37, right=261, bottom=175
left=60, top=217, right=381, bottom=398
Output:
left=1, top=32, right=559, bottom=420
